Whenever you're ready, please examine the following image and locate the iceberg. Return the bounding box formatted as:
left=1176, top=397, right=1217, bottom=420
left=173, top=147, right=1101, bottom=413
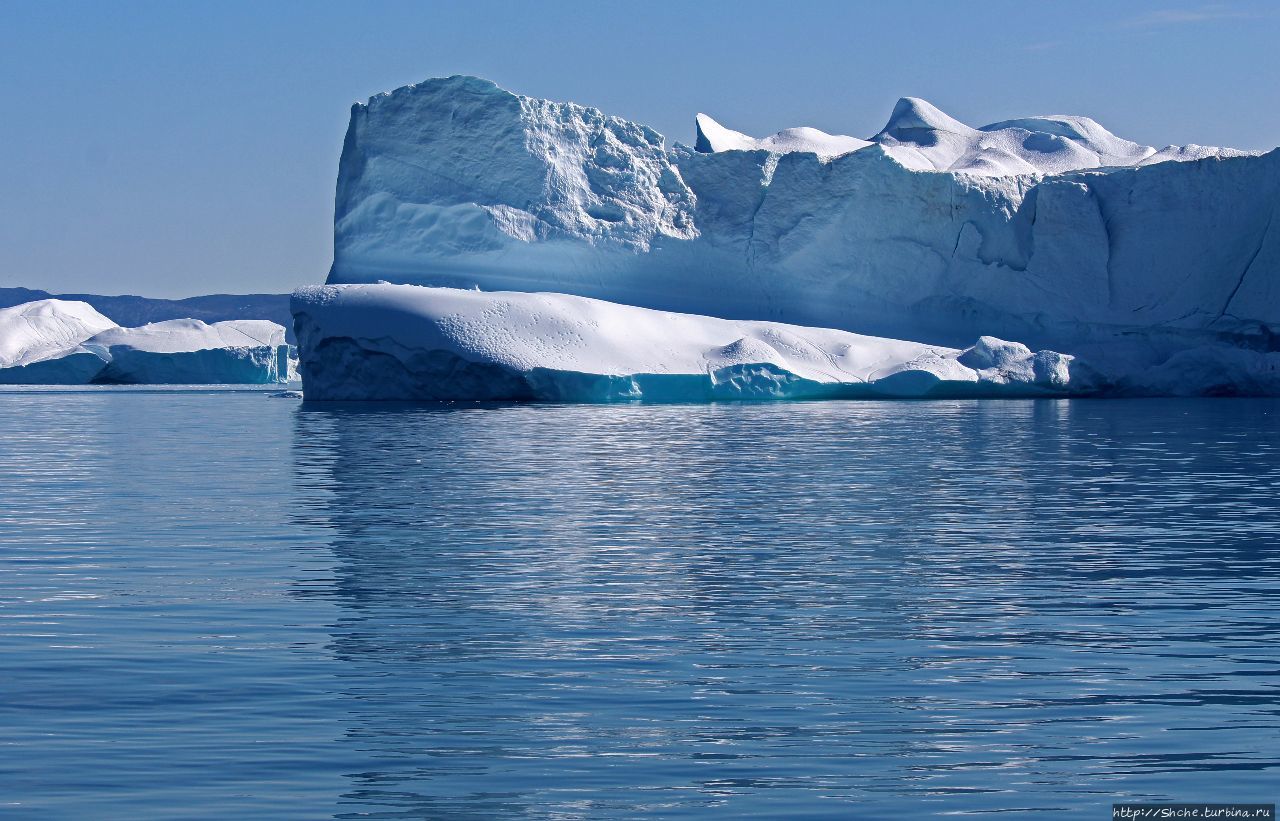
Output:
left=0, top=299, right=117, bottom=384
left=325, top=76, right=1277, bottom=352
left=86, top=319, right=290, bottom=385
left=0, top=299, right=292, bottom=384
left=293, top=284, right=1085, bottom=402
left=297, top=76, right=1279, bottom=400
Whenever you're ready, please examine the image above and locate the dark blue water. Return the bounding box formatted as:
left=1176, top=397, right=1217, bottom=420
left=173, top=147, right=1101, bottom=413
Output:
left=2, top=391, right=1278, bottom=819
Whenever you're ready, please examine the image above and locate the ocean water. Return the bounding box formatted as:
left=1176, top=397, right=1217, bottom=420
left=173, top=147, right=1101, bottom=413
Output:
left=1, top=390, right=1278, bottom=819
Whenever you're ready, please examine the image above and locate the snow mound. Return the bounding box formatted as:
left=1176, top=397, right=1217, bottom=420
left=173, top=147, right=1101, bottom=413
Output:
left=695, top=113, right=870, bottom=158
left=877, top=106, right=1165, bottom=175
left=0, top=299, right=117, bottom=368
left=86, top=319, right=289, bottom=384
left=292, top=284, right=1085, bottom=402
left=697, top=95, right=1255, bottom=176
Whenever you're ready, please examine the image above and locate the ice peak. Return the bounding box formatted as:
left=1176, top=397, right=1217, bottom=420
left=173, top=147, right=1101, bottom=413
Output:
left=877, top=97, right=975, bottom=140
left=694, top=113, right=756, bottom=153
left=694, top=113, right=870, bottom=159
left=0, top=299, right=116, bottom=368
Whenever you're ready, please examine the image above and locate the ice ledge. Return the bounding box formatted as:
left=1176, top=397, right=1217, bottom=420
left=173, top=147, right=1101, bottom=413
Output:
left=292, top=284, right=1100, bottom=402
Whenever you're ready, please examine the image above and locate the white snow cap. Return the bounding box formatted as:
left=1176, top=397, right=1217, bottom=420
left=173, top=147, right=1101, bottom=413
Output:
left=0, top=299, right=117, bottom=367
left=86, top=318, right=286, bottom=353
left=695, top=113, right=871, bottom=159
left=697, top=95, right=1253, bottom=175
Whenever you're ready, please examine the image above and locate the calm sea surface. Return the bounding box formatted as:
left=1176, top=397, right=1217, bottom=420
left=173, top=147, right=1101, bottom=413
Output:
left=1, top=390, right=1278, bottom=819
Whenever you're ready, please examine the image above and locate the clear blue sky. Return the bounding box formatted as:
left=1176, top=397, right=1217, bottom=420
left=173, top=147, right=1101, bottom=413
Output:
left=2, top=0, right=1277, bottom=298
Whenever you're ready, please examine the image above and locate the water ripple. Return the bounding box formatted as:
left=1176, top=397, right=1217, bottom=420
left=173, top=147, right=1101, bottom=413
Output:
left=1, top=395, right=1278, bottom=817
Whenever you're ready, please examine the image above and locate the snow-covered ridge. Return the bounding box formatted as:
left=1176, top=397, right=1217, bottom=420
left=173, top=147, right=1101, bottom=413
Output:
left=865, top=96, right=1249, bottom=175
left=0, top=287, right=296, bottom=342
left=688, top=96, right=1249, bottom=175
left=0, top=299, right=292, bottom=384
left=87, top=318, right=284, bottom=354
left=695, top=113, right=871, bottom=159
left=293, top=284, right=1086, bottom=401
left=0, top=299, right=116, bottom=368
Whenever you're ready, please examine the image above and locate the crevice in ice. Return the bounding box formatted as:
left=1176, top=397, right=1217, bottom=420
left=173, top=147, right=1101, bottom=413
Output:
left=1215, top=209, right=1274, bottom=324
left=1099, top=195, right=1118, bottom=309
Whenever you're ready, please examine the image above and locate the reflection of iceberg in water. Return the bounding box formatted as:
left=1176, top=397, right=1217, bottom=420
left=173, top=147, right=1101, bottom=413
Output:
left=292, top=400, right=1280, bottom=817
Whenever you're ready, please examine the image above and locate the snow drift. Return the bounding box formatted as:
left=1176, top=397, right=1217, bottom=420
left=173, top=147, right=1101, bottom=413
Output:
left=325, top=76, right=1278, bottom=353
left=0, top=300, right=118, bottom=384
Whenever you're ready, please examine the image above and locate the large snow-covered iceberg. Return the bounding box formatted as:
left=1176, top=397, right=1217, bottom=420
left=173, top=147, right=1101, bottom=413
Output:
left=869, top=97, right=1252, bottom=175
left=326, top=76, right=1278, bottom=351
left=297, top=76, right=1279, bottom=400
left=0, top=299, right=292, bottom=384
left=293, top=284, right=1087, bottom=401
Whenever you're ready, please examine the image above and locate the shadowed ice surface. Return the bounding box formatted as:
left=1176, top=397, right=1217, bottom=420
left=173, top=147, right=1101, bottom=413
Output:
left=1, top=391, right=1278, bottom=818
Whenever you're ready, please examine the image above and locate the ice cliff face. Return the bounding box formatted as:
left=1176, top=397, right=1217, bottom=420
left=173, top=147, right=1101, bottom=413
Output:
left=328, top=76, right=1278, bottom=350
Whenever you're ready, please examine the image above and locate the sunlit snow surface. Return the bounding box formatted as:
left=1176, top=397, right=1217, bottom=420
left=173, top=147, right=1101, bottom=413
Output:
left=699, top=96, right=1252, bottom=174
left=0, top=299, right=118, bottom=382
left=294, top=284, right=1086, bottom=401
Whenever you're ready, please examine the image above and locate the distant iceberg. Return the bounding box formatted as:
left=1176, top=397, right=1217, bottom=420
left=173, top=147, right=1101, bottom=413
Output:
left=87, top=319, right=290, bottom=385
left=296, top=75, right=1280, bottom=399
left=0, top=299, right=118, bottom=384
left=0, top=299, right=291, bottom=385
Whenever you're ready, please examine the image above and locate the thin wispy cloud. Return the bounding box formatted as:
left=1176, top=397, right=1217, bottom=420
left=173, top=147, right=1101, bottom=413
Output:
left=1026, top=5, right=1268, bottom=52
left=1120, top=4, right=1262, bottom=28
